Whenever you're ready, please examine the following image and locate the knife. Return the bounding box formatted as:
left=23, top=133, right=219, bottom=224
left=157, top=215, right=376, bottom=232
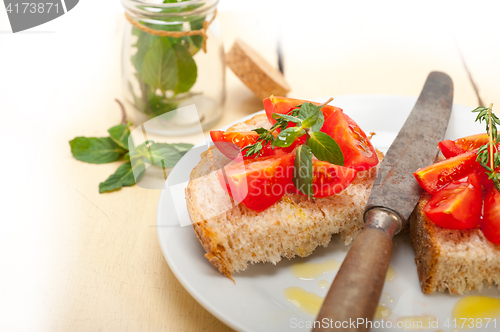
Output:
left=313, top=72, right=454, bottom=332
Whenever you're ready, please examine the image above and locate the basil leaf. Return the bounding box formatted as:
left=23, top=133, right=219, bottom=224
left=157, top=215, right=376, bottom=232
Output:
left=294, top=145, right=314, bottom=198
left=70, top=137, right=126, bottom=164
left=310, top=112, right=325, bottom=132
left=108, top=124, right=130, bottom=150
left=272, top=113, right=302, bottom=124
left=274, top=127, right=303, bottom=148
left=99, top=161, right=144, bottom=193
left=145, top=142, right=193, bottom=168
left=302, top=104, right=321, bottom=128
left=308, top=132, right=344, bottom=166
left=142, top=38, right=177, bottom=92
left=173, top=43, right=197, bottom=94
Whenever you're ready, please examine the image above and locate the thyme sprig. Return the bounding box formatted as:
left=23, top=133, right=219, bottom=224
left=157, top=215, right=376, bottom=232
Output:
left=242, top=98, right=333, bottom=158
left=242, top=108, right=300, bottom=157
left=473, top=103, right=500, bottom=190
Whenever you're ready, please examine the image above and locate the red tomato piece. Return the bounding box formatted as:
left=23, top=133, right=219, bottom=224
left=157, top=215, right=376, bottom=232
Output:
left=423, top=173, right=482, bottom=230
left=414, top=149, right=478, bottom=195
left=263, top=96, right=343, bottom=125
left=454, top=133, right=489, bottom=152
left=438, top=140, right=466, bottom=158
left=292, top=160, right=358, bottom=197
left=482, top=188, right=500, bottom=245
left=210, top=131, right=259, bottom=160
left=475, top=164, right=495, bottom=191
left=321, top=111, right=379, bottom=171
left=210, top=130, right=304, bottom=160
left=279, top=132, right=307, bottom=154
left=438, top=134, right=490, bottom=158
left=217, top=154, right=295, bottom=212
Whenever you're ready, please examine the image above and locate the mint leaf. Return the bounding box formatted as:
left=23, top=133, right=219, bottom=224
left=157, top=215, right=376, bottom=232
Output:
left=297, top=102, right=319, bottom=120
left=147, top=93, right=179, bottom=116
left=99, top=161, right=144, bottom=193
left=252, top=127, right=268, bottom=135
left=173, top=43, right=197, bottom=94
left=140, top=38, right=197, bottom=96
left=186, top=17, right=205, bottom=55
left=294, top=145, right=314, bottom=198
left=274, top=127, right=304, bottom=148
left=301, top=104, right=321, bottom=128
left=142, top=38, right=177, bottom=92
left=169, top=142, right=194, bottom=153
left=70, top=137, right=127, bottom=164
left=272, top=113, right=302, bottom=124
left=132, top=26, right=142, bottom=37
left=310, top=112, right=325, bottom=132
left=145, top=142, right=193, bottom=168
left=108, top=124, right=130, bottom=150
left=308, top=132, right=344, bottom=166
left=132, top=30, right=159, bottom=74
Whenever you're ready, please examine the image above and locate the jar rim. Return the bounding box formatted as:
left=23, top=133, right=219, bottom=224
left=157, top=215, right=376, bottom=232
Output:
left=123, top=0, right=212, bottom=8
left=122, top=0, right=218, bottom=18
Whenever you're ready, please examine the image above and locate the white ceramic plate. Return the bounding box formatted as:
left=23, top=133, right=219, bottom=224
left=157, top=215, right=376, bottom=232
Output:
left=157, top=95, right=499, bottom=332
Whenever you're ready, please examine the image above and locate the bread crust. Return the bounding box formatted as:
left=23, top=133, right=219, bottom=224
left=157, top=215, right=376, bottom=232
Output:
left=186, top=113, right=382, bottom=279
left=409, top=193, right=442, bottom=293
left=409, top=192, right=500, bottom=294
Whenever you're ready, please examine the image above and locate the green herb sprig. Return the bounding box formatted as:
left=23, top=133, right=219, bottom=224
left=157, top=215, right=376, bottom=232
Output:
left=243, top=98, right=344, bottom=198
left=69, top=100, right=193, bottom=193
left=473, top=103, right=500, bottom=190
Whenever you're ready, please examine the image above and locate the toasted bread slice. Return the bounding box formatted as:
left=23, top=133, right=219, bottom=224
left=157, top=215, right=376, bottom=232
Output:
left=409, top=192, right=500, bottom=294
left=185, top=114, right=382, bottom=279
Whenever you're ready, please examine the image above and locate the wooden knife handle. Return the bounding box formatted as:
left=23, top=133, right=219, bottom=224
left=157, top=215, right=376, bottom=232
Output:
left=313, top=227, right=393, bottom=331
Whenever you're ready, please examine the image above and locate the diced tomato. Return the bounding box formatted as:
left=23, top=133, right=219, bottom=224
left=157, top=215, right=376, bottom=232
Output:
left=423, top=173, right=482, bottom=230
left=210, top=130, right=304, bottom=160
left=439, top=140, right=466, bottom=158
left=414, top=149, right=478, bottom=195
left=263, top=96, right=377, bottom=171
left=435, top=133, right=496, bottom=189
left=217, top=154, right=295, bottom=212
left=292, top=160, right=358, bottom=197
left=210, top=131, right=259, bottom=160
left=321, top=111, right=379, bottom=171
left=481, top=188, right=500, bottom=245
left=438, top=134, right=489, bottom=158
left=475, top=164, right=495, bottom=191
left=454, top=133, right=489, bottom=152
left=263, top=96, right=343, bottom=125
left=283, top=132, right=307, bottom=152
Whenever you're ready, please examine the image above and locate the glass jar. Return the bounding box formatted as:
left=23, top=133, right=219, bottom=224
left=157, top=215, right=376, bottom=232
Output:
left=121, top=0, right=225, bottom=135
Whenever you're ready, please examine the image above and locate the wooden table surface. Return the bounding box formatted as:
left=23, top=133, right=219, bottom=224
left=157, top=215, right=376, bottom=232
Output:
left=1, top=1, right=500, bottom=331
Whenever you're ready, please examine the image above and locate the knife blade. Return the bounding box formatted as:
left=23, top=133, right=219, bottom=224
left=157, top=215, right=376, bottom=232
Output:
left=366, top=71, right=454, bottom=225
left=313, top=72, right=453, bottom=332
